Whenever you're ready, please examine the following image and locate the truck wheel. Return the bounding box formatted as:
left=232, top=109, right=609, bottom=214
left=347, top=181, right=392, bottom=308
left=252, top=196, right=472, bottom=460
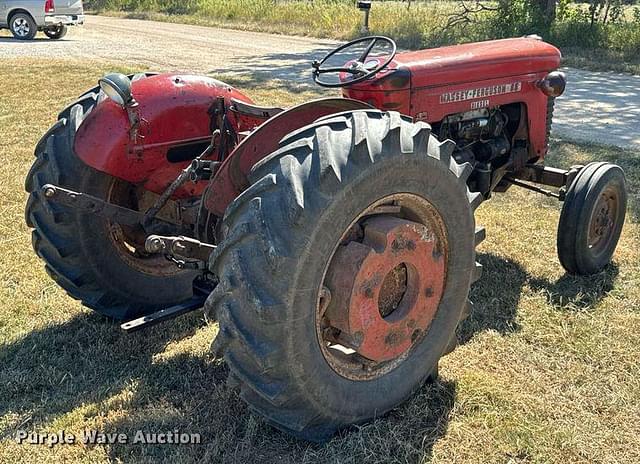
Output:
left=44, top=25, right=68, bottom=40
left=205, top=111, right=484, bottom=440
left=25, top=90, right=197, bottom=320
left=557, top=162, right=627, bottom=275
left=9, top=12, right=37, bottom=40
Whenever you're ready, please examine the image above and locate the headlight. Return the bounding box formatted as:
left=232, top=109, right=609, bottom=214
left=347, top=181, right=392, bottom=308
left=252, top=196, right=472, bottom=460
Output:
left=539, top=71, right=566, bottom=98
left=99, top=73, right=133, bottom=106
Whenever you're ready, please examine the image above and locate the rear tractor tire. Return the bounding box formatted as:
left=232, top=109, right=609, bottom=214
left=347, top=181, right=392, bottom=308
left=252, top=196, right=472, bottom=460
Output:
left=25, top=85, right=197, bottom=320
left=205, top=110, right=485, bottom=440
left=557, top=162, right=627, bottom=275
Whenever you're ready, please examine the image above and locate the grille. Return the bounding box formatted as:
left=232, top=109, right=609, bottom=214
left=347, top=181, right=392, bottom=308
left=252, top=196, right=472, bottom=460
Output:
left=546, top=97, right=555, bottom=150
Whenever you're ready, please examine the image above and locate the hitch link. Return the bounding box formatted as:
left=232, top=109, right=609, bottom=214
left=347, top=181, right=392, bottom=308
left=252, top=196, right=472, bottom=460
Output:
left=41, top=184, right=177, bottom=228
left=145, top=235, right=216, bottom=270
left=42, top=184, right=145, bottom=226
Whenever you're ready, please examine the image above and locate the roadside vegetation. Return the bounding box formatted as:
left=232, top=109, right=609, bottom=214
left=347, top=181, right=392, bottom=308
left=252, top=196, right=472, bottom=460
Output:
left=1, top=58, right=639, bottom=463
left=87, top=0, right=640, bottom=73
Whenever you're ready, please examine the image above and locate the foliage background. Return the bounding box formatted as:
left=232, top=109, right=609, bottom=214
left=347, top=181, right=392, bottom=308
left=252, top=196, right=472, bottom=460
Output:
left=84, top=0, right=640, bottom=66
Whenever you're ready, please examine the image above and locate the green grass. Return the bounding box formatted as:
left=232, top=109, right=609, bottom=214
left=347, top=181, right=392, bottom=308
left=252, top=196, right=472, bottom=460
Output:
left=1, top=58, right=639, bottom=463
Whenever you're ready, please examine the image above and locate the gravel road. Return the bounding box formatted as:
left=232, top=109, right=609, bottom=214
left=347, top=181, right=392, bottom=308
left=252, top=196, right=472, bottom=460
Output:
left=2, top=15, right=638, bottom=150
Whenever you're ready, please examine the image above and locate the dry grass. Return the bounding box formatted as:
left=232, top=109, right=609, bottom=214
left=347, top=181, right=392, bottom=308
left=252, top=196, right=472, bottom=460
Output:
left=93, top=0, right=455, bottom=45
left=0, top=58, right=639, bottom=464
left=92, top=0, right=640, bottom=75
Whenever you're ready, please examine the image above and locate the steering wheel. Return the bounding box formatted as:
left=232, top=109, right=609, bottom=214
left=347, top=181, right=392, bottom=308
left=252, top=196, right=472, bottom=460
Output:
left=312, top=36, right=397, bottom=88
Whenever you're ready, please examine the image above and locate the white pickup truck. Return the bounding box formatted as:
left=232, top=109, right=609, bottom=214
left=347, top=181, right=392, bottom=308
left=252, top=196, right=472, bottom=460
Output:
left=1, top=0, right=84, bottom=40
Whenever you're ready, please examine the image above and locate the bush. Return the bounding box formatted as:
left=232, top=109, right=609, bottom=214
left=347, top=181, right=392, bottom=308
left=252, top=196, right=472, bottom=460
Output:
left=608, top=21, right=640, bottom=59
left=488, top=0, right=552, bottom=38
left=550, top=1, right=640, bottom=60
left=551, top=19, right=610, bottom=48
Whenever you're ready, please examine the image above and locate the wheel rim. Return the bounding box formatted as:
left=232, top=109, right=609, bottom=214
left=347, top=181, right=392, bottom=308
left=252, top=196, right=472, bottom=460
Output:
left=47, top=26, right=63, bottom=36
left=12, top=18, right=30, bottom=37
left=106, top=179, right=184, bottom=277
left=587, top=185, right=620, bottom=258
left=316, top=194, right=448, bottom=381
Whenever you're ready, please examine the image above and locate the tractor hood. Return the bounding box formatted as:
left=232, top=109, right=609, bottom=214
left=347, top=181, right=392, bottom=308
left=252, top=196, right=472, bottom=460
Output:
left=396, top=37, right=561, bottom=88
left=347, top=37, right=562, bottom=92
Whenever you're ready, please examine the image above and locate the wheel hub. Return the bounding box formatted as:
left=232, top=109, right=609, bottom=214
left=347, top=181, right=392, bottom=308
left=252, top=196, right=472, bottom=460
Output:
left=588, top=188, right=618, bottom=253
left=324, top=216, right=445, bottom=363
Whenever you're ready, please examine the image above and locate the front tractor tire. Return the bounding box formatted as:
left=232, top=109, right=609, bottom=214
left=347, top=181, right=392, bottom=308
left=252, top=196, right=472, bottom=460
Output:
left=25, top=87, right=196, bottom=320
left=205, top=110, right=485, bottom=440
left=557, top=162, right=627, bottom=275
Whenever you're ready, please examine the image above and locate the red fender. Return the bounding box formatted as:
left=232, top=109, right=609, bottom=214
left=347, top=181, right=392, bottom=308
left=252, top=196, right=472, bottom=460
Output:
left=204, top=98, right=372, bottom=217
left=74, top=74, right=255, bottom=198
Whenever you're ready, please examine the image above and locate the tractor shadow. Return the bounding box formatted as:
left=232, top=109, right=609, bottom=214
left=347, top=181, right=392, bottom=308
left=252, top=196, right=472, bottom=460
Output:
left=0, top=311, right=207, bottom=437
left=0, top=254, right=619, bottom=463
left=0, top=307, right=457, bottom=463
left=548, top=139, right=640, bottom=223
left=101, top=254, right=619, bottom=463
left=102, top=373, right=458, bottom=464
left=594, top=146, right=640, bottom=223
left=457, top=252, right=620, bottom=346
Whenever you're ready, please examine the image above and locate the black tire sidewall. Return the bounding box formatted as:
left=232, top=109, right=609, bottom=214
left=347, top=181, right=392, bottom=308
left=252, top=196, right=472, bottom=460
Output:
left=280, top=153, right=475, bottom=422
left=10, top=13, right=37, bottom=40
left=73, top=169, right=199, bottom=309
left=27, top=94, right=197, bottom=319
left=574, top=165, right=627, bottom=273
left=44, top=26, right=67, bottom=39
left=558, top=162, right=627, bottom=274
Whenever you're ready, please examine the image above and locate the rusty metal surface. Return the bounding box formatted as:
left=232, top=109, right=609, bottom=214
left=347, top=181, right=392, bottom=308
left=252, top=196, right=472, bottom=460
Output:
left=316, top=193, right=449, bottom=381
left=203, top=98, right=372, bottom=216
left=587, top=185, right=620, bottom=257
left=74, top=73, right=255, bottom=199
left=41, top=184, right=146, bottom=227
left=512, top=164, right=570, bottom=187
left=324, top=216, right=445, bottom=363
left=105, top=177, right=185, bottom=277
left=145, top=235, right=216, bottom=262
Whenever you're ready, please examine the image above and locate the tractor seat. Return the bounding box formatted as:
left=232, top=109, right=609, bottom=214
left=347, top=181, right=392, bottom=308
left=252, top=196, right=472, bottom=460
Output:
left=230, top=98, right=284, bottom=119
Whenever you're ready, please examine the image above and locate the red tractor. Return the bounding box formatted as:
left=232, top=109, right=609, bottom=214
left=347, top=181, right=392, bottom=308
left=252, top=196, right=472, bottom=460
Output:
left=25, top=36, right=627, bottom=440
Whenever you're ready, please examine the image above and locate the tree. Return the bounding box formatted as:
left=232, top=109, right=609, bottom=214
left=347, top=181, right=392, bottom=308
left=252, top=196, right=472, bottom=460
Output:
left=535, top=0, right=557, bottom=21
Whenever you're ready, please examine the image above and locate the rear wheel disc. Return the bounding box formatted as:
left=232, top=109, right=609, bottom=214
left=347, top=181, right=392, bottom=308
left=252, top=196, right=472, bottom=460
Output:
left=318, top=194, right=448, bottom=381
left=106, top=179, right=183, bottom=277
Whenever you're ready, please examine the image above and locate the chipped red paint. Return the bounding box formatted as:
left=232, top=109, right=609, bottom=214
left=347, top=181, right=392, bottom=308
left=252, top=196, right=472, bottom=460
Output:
left=204, top=98, right=371, bottom=216
left=324, top=216, right=445, bottom=363
left=74, top=74, right=254, bottom=198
